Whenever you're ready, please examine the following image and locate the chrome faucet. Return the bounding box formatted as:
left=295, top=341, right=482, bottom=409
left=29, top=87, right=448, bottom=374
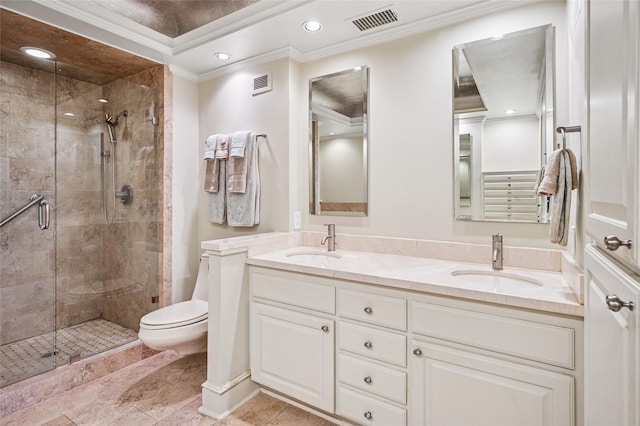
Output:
left=321, top=224, right=336, bottom=252
left=492, top=233, right=503, bottom=271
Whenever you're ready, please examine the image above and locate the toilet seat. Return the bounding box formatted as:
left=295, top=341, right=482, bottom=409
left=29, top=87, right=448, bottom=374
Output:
left=140, top=300, right=207, bottom=330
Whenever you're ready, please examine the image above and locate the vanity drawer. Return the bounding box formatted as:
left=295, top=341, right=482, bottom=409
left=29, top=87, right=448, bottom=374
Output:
left=250, top=268, right=335, bottom=314
left=338, top=322, right=406, bottom=367
left=411, top=301, right=575, bottom=369
left=338, top=289, right=406, bottom=331
left=337, top=353, right=406, bottom=404
left=337, top=386, right=406, bottom=426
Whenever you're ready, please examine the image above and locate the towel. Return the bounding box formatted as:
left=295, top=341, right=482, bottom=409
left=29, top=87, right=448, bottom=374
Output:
left=537, top=148, right=579, bottom=196
left=204, top=158, right=221, bottom=193
left=227, top=134, right=260, bottom=226
left=230, top=131, right=250, bottom=158
left=215, top=134, right=230, bottom=160
left=549, top=150, right=573, bottom=246
left=227, top=132, right=251, bottom=193
left=204, top=134, right=219, bottom=160
left=207, top=160, right=227, bottom=223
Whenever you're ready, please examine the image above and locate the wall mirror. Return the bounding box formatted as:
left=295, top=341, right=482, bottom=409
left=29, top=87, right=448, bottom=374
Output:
left=309, top=66, right=369, bottom=216
left=453, top=24, right=555, bottom=223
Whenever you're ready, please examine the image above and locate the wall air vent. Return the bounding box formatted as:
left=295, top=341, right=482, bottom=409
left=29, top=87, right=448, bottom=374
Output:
left=252, top=73, right=272, bottom=95
left=351, top=8, right=398, bottom=32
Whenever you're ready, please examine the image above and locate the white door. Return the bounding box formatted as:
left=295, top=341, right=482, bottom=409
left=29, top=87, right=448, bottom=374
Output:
left=250, top=303, right=334, bottom=412
left=584, top=245, right=638, bottom=426
left=409, top=340, right=574, bottom=426
left=586, top=0, right=639, bottom=270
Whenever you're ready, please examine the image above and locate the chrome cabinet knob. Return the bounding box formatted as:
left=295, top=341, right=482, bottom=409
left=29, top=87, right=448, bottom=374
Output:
left=364, top=411, right=373, bottom=420
left=604, top=235, right=633, bottom=251
left=364, top=306, right=373, bottom=314
left=321, top=325, right=329, bottom=332
left=363, top=376, right=372, bottom=384
left=363, top=341, right=373, bottom=349
left=413, top=348, right=422, bottom=356
left=606, top=294, right=634, bottom=312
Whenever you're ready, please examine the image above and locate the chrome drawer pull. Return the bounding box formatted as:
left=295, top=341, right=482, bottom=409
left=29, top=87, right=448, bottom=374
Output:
left=363, top=341, right=373, bottom=349
left=364, top=411, right=373, bottom=420
left=606, top=294, right=634, bottom=312
left=363, top=306, right=373, bottom=314
left=321, top=325, right=329, bottom=332
left=604, top=235, right=632, bottom=251
left=413, top=348, right=422, bottom=356
left=363, top=376, right=372, bottom=384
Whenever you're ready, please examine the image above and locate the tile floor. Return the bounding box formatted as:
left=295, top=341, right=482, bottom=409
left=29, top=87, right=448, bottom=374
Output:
left=1, top=319, right=138, bottom=388
left=1, top=350, right=336, bottom=425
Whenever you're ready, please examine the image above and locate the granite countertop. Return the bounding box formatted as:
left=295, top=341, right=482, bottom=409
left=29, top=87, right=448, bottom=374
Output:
left=246, top=246, right=584, bottom=317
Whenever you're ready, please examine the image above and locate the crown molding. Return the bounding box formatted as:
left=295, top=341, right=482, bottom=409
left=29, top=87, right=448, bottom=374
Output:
left=169, top=64, right=199, bottom=82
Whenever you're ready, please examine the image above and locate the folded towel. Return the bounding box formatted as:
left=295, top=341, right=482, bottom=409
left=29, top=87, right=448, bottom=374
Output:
left=215, top=134, right=230, bottom=159
left=204, top=159, right=221, bottom=193
left=207, top=160, right=227, bottom=224
left=536, top=149, right=563, bottom=196
left=227, top=134, right=260, bottom=226
left=204, top=134, right=219, bottom=160
left=230, top=131, right=250, bottom=158
left=227, top=153, right=248, bottom=193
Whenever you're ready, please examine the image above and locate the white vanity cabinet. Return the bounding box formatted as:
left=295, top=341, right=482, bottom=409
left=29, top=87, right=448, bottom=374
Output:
left=248, top=266, right=583, bottom=425
left=409, top=298, right=581, bottom=426
left=584, top=245, right=638, bottom=426
left=336, top=289, right=408, bottom=425
left=586, top=0, right=639, bottom=271
left=249, top=268, right=336, bottom=412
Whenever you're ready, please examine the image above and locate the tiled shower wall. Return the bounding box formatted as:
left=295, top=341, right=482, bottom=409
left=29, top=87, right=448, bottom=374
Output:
left=0, top=61, right=165, bottom=345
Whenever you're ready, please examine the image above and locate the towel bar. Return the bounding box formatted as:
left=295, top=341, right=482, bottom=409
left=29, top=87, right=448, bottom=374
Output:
left=556, top=125, right=581, bottom=149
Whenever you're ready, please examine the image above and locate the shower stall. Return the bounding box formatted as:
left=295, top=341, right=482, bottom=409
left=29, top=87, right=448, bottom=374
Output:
left=0, top=11, right=164, bottom=388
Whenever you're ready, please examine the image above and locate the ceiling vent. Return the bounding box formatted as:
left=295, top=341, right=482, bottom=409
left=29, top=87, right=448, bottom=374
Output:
left=350, top=8, right=398, bottom=32
left=252, top=73, right=272, bottom=95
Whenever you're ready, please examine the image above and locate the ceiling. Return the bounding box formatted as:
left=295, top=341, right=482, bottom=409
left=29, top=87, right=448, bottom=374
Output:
left=0, top=0, right=527, bottom=80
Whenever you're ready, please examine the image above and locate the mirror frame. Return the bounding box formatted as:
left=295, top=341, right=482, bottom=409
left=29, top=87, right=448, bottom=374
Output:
left=309, top=66, right=369, bottom=216
left=452, top=24, right=555, bottom=223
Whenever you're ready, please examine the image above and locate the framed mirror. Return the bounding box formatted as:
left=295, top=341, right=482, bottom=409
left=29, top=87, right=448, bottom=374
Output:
left=453, top=25, right=555, bottom=223
left=309, top=66, right=369, bottom=216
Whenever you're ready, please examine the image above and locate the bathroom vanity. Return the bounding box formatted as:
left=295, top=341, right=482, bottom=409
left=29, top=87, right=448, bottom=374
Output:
left=246, top=244, right=583, bottom=426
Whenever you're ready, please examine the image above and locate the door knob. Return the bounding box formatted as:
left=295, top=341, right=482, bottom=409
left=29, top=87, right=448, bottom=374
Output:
left=604, top=235, right=632, bottom=251
left=606, top=294, right=634, bottom=312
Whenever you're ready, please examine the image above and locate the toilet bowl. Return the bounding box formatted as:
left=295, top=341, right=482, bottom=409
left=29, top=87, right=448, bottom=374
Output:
left=138, top=253, right=209, bottom=355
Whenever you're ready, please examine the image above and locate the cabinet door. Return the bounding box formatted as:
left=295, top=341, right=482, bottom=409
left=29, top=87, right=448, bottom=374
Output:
left=409, top=340, right=574, bottom=426
left=584, top=245, right=638, bottom=426
left=250, top=303, right=334, bottom=412
left=586, top=0, right=639, bottom=270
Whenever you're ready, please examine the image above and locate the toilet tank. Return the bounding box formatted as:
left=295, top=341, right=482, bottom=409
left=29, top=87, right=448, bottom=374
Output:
left=191, top=253, right=209, bottom=301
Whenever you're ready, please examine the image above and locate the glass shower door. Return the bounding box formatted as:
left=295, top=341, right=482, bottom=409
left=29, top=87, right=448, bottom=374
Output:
left=0, top=56, right=58, bottom=387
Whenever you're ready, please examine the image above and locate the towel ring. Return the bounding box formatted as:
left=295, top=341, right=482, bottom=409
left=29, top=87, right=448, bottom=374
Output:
left=556, top=125, right=581, bottom=150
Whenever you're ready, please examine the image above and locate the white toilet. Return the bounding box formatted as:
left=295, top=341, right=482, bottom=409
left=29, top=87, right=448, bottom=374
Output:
left=138, top=253, right=209, bottom=355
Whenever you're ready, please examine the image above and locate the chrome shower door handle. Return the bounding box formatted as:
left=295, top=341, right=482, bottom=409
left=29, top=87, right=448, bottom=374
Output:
left=38, top=200, right=50, bottom=230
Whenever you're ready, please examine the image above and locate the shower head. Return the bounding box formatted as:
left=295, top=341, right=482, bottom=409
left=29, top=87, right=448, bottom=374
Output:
left=105, top=110, right=128, bottom=143
left=106, top=110, right=128, bottom=126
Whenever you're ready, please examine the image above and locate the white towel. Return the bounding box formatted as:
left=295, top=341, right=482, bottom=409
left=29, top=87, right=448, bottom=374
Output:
left=204, top=134, right=220, bottom=160
left=227, top=134, right=260, bottom=226
left=207, top=159, right=227, bottom=224
left=230, top=131, right=250, bottom=158
left=549, top=150, right=573, bottom=246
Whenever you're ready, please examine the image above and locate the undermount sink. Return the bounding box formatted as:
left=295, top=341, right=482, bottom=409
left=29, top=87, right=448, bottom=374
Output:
left=285, top=250, right=342, bottom=259
left=451, top=270, right=543, bottom=289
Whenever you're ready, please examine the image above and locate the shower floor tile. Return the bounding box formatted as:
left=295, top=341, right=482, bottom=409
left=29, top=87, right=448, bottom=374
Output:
left=1, top=319, right=137, bottom=387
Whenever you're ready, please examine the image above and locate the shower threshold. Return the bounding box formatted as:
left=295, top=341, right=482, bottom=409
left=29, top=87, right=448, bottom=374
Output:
left=1, top=319, right=137, bottom=388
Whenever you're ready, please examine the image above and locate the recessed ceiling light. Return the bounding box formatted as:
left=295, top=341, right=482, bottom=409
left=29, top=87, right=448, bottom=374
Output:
left=505, top=109, right=515, bottom=114
left=20, top=46, right=56, bottom=60
left=214, top=52, right=231, bottom=60
left=303, top=20, right=323, bottom=32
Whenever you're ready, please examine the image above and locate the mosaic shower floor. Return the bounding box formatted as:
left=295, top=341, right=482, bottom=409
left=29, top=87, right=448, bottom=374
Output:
left=0, top=319, right=137, bottom=387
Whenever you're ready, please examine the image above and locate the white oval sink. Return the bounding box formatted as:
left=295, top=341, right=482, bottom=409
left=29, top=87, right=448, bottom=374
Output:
left=285, top=251, right=342, bottom=259
left=451, top=270, right=542, bottom=289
